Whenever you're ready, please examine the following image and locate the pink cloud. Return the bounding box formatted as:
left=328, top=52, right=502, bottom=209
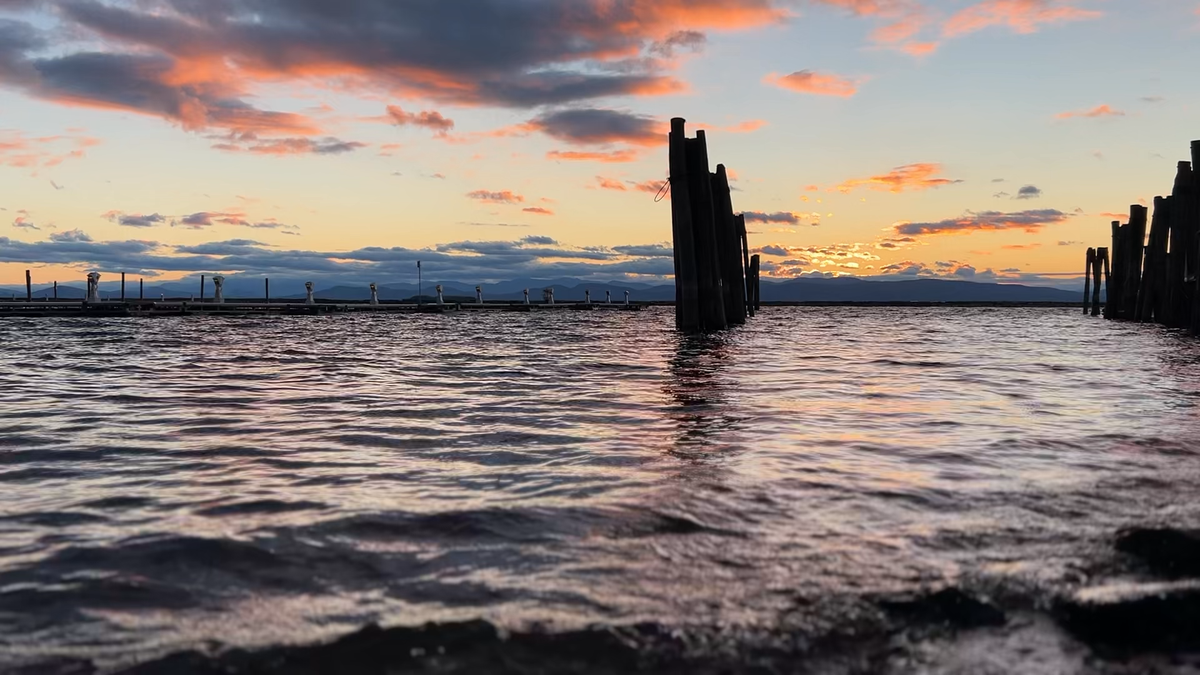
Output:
left=765, top=70, right=861, bottom=97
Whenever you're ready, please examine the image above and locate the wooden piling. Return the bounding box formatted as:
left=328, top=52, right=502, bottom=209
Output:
left=53, top=281, right=57, bottom=300
left=1165, top=162, right=1194, bottom=327
left=140, top=278, right=144, bottom=300
left=25, top=270, right=31, bottom=301
left=668, top=118, right=700, bottom=332
left=738, top=214, right=753, bottom=318
left=750, top=254, right=761, bottom=311
left=685, top=131, right=727, bottom=330
left=1191, top=142, right=1200, bottom=334
left=1084, top=248, right=1095, bottom=315
left=712, top=164, right=747, bottom=324
left=265, top=278, right=270, bottom=303
left=121, top=272, right=126, bottom=301
left=200, top=275, right=206, bottom=302
left=1121, top=205, right=1148, bottom=319
left=1096, top=247, right=1108, bottom=317
left=1137, top=197, right=1168, bottom=321
left=1106, top=221, right=1121, bottom=320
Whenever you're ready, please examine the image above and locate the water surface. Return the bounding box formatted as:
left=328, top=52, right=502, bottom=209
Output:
left=2, top=307, right=1199, bottom=670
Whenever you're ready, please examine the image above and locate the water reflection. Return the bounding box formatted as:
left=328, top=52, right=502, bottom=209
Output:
left=663, top=331, right=743, bottom=459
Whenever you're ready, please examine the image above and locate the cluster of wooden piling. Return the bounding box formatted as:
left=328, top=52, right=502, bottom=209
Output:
left=1087, top=141, right=1200, bottom=331
left=669, top=118, right=760, bottom=332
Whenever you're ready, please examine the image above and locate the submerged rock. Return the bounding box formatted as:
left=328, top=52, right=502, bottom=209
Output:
left=1054, top=581, right=1200, bottom=652
left=879, top=588, right=1007, bottom=630
left=1115, top=527, right=1200, bottom=579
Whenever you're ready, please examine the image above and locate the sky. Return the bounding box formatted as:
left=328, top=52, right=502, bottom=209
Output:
left=1, top=0, right=1198, bottom=289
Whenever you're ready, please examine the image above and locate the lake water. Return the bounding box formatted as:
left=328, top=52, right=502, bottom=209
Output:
left=3, top=307, right=1200, bottom=672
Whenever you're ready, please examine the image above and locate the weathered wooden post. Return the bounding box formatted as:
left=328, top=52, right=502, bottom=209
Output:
left=523, top=289, right=530, bottom=305
left=738, top=215, right=753, bottom=318
left=1191, top=142, right=1200, bottom=334
left=1106, top=221, right=1121, bottom=319
left=86, top=272, right=101, bottom=304
left=370, top=283, right=380, bottom=305
left=475, top=286, right=483, bottom=304
left=1084, top=248, right=1095, bottom=315
left=213, top=275, right=226, bottom=304
left=1122, top=205, right=1148, bottom=319
left=624, top=290, right=630, bottom=306
left=305, top=281, right=315, bottom=305
left=435, top=284, right=445, bottom=305
left=669, top=118, right=700, bottom=332
left=120, top=272, right=126, bottom=302
left=25, top=270, right=31, bottom=301
left=543, top=288, right=555, bottom=305
left=686, top=131, right=727, bottom=330
left=1166, top=162, right=1193, bottom=327
left=200, top=274, right=205, bottom=302
left=139, top=278, right=144, bottom=301
left=53, top=281, right=57, bottom=300
left=1137, top=198, right=1167, bottom=321
left=585, top=289, right=591, bottom=305
left=606, top=290, right=612, bottom=304
left=712, top=164, right=746, bottom=324
left=750, top=254, right=761, bottom=311
left=1095, top=247, right=1108, bottom=317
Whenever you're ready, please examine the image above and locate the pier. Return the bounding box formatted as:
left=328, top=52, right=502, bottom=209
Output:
left=1085, top=139, right=1200, bottom=331
left=668, top=118, right=759, bottom=332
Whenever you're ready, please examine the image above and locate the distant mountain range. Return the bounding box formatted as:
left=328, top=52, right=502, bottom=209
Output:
left=0, top=275, right=1084, bottom=303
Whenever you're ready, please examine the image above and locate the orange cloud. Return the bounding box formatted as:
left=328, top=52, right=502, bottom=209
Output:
left=595, top=176, right=628, bottom=191
left=547, top=150, right=639, bottom=163
left=943, top=0, right=1103, bottom=37
left=765, top=70, right=860, bottom=97
left=826, top=163, right=963, bottom=193
left=0, top=131, right=101, bottom=171
left=1001, top=243, right=1043, bottom=250
left=522, top=207, right=554, bottom=215
left=467, top=190, right=525, bottom=204
left=1056, top=104, right=1125, bottom=119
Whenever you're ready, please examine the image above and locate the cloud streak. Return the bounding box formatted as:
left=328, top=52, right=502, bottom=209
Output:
left=765, top=70, right=860, bottom=97
left=894, top=208, right=1073, bottom=236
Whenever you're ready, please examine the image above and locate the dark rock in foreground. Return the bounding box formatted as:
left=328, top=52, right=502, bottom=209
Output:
left=879, top=588, right=1007, bottom=631
left=1116, top=527, right=1200, bottom=579
left=1054, top=581, right=1200, bottom=653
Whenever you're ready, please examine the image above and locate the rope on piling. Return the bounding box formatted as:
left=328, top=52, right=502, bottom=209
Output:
left=654, top=178, right=670, bottom=203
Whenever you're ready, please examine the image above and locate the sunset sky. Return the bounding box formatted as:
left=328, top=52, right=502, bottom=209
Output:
left=1, top=0, right=1197, bottom=288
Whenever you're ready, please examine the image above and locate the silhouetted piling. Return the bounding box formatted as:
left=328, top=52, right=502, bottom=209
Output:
left=669, top=119, right=701, bottom=331
left=53, top=281, right=57, bottom=300
left=666, top=118, right=755, bottom=332
left=1122, top=205, right=1148, bottom=318
left=1097, top=247, right=1109, bottom=318
left=1137, top=197, right=1168, bottom=322
left=200, top=275, right=206, bottom=303
left=25, top=270, right=31, bottom=302
left=685, top=132, right=726, bottom=330
left=712, top=165, right=746, bottom=324
left=739, top=214, right=753, bottom=318
left=140, top=278, right=144, bottom=301
left=265, top=278, right=270, bottom=303
left=1166, top=162, right=1193, bottom=327
left=121, top=272, right=126, bottom=302
left=1084, top=248, right=1095, bottom=315
left=750, top=254, right=761, bottom=311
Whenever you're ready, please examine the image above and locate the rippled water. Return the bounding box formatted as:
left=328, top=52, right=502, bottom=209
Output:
left=3, top=307, right=1200, bottom=671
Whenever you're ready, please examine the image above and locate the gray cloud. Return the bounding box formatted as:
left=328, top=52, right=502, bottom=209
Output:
left=530, top=109, right=661, bottom=146
left=1015, top=185, right=1042, bottom=200
left=895, top=209, right=1072, bottom=236
left=0, top=233, right=683, bottom=280
left=744, top=211, right=801, bottom=224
